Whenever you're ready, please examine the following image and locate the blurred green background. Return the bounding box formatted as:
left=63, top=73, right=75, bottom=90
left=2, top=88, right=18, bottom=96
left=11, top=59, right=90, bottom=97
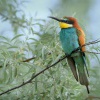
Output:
left=0, top=0, right=100, bottom=100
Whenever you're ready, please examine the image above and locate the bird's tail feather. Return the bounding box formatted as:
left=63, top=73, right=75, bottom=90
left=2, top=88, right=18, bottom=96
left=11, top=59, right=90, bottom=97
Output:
left=82, top=53, right=89, bottom=77
left=78, top=68, right=89, bottom=93
left=73, top=53, right=89, bottom=94
left=67, top=56, right=78, bottom=81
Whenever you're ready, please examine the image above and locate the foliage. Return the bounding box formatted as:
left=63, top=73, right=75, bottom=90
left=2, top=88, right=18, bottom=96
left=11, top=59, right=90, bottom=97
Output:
left=0, top=0, right=100, bottom=100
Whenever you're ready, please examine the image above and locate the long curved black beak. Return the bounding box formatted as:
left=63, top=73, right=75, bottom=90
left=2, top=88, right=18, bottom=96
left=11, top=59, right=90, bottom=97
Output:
left=48, top=16, right=73, bottom=24
left=48, top=16, right=63, bottom=22
left=48, top=16, right=68, bottom=23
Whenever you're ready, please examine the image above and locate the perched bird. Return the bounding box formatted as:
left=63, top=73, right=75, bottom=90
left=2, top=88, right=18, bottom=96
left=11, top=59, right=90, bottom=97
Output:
left=49, top=16, right=89, bottom=93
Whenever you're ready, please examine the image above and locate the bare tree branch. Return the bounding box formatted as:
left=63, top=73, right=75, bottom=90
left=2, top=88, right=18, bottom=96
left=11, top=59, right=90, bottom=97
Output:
left=0, top=39, right=100, bottom=96
left=0, top=55, right=67, bottom=96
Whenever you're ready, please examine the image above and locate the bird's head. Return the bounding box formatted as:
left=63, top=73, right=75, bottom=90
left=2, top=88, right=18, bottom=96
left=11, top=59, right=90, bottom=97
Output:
left=49, top=16, right=78, bottom=29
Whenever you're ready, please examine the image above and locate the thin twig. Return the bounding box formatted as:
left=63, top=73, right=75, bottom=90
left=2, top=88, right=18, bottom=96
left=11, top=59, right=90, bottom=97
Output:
left=0, top=39, right=100, bottom=96
left=73, top=39, right=100, bottom=53
left=85, top=96, right=100, bottom=100
left=22, top=56, right=36, bottom=62
left=85, top=51, right=100, bottom=54
left=0, top=56, right=36, bottom=68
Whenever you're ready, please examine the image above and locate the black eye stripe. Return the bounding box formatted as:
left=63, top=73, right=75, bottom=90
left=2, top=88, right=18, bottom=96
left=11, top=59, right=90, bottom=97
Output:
left=67, top=20, right=74, bottom=24
left=61, top=20, right=74, bottom=24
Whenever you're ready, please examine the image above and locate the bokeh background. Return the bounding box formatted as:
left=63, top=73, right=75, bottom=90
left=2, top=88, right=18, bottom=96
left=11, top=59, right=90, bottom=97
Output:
left=0, top=0, right=100, bottom=99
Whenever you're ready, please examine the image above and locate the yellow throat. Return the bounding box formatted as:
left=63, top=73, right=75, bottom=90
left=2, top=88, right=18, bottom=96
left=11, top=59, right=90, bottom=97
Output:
left=59, top=22, right=73, bottom=28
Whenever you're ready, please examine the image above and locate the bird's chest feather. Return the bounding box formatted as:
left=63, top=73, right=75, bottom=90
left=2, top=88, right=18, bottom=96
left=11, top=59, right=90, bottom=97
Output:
left=60, top=28, right=79, bottom=54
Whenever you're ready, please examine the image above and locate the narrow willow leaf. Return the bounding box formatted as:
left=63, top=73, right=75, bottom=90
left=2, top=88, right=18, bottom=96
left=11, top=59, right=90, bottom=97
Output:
left=93, top=54, right=100, bottom=64
left=31, top=27, right=34, bottom=34
left=0, top=36, right=10, bottom=42
left=8, top=46, right=19, bottom=49
left=2, top=41, right=12, bottom=46
left=35, top=78, right=37, bottom=91
left=11, top=34, right=24, bottom=41
left=29, top=38, right=38, bottom=42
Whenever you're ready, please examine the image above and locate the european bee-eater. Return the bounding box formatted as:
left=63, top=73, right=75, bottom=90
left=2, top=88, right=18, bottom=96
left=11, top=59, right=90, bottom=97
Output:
left=49, top=16, right=89, bottom=93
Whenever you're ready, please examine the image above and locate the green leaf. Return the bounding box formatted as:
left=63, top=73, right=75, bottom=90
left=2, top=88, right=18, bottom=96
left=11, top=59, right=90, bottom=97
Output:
left=11, top=34, right=24, bottom=41
left=0, top=36, right=10, bottom=42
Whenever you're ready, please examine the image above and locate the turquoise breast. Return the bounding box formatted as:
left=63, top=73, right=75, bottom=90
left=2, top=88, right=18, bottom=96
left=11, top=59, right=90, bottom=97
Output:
left=60, top=28, right=79, bottom=55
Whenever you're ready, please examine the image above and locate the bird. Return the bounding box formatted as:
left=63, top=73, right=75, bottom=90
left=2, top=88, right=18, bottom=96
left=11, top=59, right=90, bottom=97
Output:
left=49, top=16, right=90, bottom=94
